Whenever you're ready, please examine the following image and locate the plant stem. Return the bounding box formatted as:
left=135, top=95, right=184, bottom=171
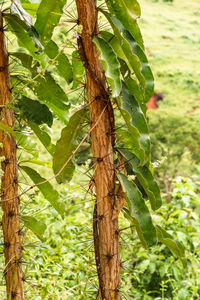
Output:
left=0, top=12, right=24, bottom=299
left=75, top=1, right=120, bottom=298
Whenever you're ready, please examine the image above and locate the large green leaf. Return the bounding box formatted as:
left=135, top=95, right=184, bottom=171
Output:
left=100, top=31, right=147, bottom=108
left=93, top=36, right=121, bottom=97
left=29, top=123, right=55, bottom=156
left=35, top=0, right=66, bottom=45
left=0, top=122, right=38, bottom=158
left=53, top=108, right=87, bottom=184
left=45, top=40, right=73, bottom=84
left=72, top=50, right=84, bottom=89
left=21, top=215, right=46, bottom=241
left=101, top=13, right=145, bottom=94
left=21, top=3, right=40, bottom=17
left=100, top=31, right=131, bottom=70
left=21, top=166, right=65, bottom=217
left=18, top=96, right=53, bottom=127
left=124, top=77, right=147, bottom=113
left=156, top=225, right=186, bottom=266
left=11, top=0, right=32, bottom=26
left=118, top=148, right=161, bottom=210
left=16, top=132, right=39, bottom=158
left=19, top=159, right=52, bottom=168
left=10, top=52, right=33, bottom=69
left=4, top=14, right=43, bottom=55
left=117, top=82, right=150, bottom=165
left=123, top=30, right=154, bottom=102
left=31, top=71, right=69, bottom=124
left=104, top=0, right=144, bottom=49
left=118, top=173, right=157, bottom=248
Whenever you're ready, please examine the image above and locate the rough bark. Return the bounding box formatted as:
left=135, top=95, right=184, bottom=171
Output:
left=0, top=12, right=24, bottom=299
left=75, top=1, right=120, bottom=299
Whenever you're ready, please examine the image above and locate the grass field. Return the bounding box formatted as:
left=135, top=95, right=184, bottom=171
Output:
left=139, top=0, right=200, bottom=114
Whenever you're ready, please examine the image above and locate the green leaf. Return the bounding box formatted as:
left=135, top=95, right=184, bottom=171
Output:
left=101, top=13, right=145, bottom=94
left=21, top=215, right=46, bottom=241
left=10, top=52, right=33, bottom=69
left=118, top=173, right=157, bottom=248
left=124, top=77, right=147, bottom=113
left=21, top=3, right=40, bottom=17
left=123, top=30, right=154, bottom=102
left=19, top=159, right=52, bottom=168
left=118, top=148, right=162, bottom=210
left=104, top=0, right=144, bottom=48
left=72, top=51, right=84, bottom=89
left=45, top=40, right=73, bottom=84
left=156, top=225, right=186, bottom=266
left=101, top=23, right=154, bottom=103
left=53, top=108, right=87, bottom=184
left=0, top=122, right=38, bottom=158
left=93, top=36, right=121, bottom=97
left=35, top=0, right=66, bottom=45
left=100, top=31, right=130, bottom=68
left=16, top=132, right=39, bottom=158
left=18, top=96, right=53, bottom=127
left=117, top=82, right=150, bottom=165
left=21, top=166, right=65, bottom=217
left=11, top=0, right=32, bottom=27
left=4, top=14, right=43, bottom=55
left=29, top=123, right=55, bottom=156
left=31, top=71, right=69, bottom=124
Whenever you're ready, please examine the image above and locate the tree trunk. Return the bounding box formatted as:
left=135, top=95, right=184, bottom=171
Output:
left=0, top=12, right=24, bottom=299
left=75, top=1, right=120, bottom=299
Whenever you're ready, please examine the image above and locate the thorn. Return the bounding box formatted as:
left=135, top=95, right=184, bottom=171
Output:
left=4, top=242, right=10, bottom=249
left=11, top=291, right=17, bottom=298
left=8, top=211, right=15, bottom=218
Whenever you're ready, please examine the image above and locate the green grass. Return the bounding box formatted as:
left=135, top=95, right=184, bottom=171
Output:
left=139, top=0, right=200, bottom=113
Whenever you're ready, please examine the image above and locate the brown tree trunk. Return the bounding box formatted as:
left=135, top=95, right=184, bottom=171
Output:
left=75, top=1, right=120, bottom=299
left=0, top=12, right=24, bottom=299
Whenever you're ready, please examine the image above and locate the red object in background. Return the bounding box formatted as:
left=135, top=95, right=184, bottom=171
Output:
left=146, top=93, right=164, bottom=110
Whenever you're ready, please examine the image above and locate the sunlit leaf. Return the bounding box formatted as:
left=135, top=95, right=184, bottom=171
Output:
left=0, top=122, right=38, bottom=158
left=116, top=82, right=150, bottom=165
left=31, top=71, right=69, bottom=124
left=35, top=0, right=66, bottom=45
left=104, top=0, right=144, bottom=48
left=21, top=3, right=40, bottom=17
left=21, top=166, right=65, bottom=217
left=21, top=215, right=46, bottom=241
left=118, top=148, right=162, bottom=210
left=11, top=0, right=33, bottom=27
left=53, top=108, right=87, bottom=184
left=45, top=40, right=73, bottom=84
left=101, top=12, right=145, bottom=94
left=29, top=123, right=55, bottom=156
left=123, top=30, right=154, bottom=102
left=93, top=36, right=121, bottom=97
left=118, top=173, right=157, bottom=248
left=156, top=225, right=186, bottom=266
left=4, top=14, right=43, bottom=54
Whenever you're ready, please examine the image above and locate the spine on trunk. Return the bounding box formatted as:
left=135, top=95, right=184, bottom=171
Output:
left=0, top=12, right=24, bottom=299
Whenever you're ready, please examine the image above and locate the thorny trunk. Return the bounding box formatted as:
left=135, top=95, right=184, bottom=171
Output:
left=76, top=1, right=121, bottom=299
left=0, top=12, right=24, bottom=299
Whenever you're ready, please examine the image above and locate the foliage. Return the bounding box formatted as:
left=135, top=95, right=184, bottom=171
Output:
left=0, top=0, right=199, bottom=298
left=148, top=109, right=200, bottom=198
